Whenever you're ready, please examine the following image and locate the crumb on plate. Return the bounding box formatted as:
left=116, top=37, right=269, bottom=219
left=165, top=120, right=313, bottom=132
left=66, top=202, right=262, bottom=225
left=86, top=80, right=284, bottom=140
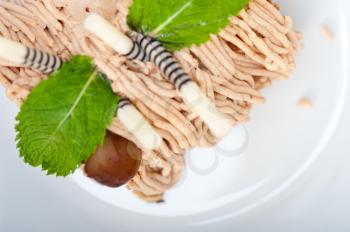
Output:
left=297, top=97, right=313, bottom=109
left=320, top=24, right=333, bottom=41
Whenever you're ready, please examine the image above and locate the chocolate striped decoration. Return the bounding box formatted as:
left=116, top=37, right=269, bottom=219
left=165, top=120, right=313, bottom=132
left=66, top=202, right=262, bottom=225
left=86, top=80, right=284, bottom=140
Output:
left=130, top=33, right=193, bottom=91
left=23, top=47, right=64, bottom=74
left=124, top=40, right=149, bottom=62
left=117, top=97, right=132, bottom=110
left=32, top=50, right=132, bottom=115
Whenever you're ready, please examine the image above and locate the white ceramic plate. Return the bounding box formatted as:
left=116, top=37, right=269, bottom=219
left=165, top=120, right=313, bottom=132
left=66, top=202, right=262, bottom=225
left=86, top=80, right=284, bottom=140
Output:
left=1, top=0, right=350, bottom=230
left=71, top=0, right=350, bottom=219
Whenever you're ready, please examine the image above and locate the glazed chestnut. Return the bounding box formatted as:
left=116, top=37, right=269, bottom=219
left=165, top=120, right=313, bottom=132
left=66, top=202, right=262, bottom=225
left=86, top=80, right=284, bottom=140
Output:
left=84, top=131, right=142, bottom=187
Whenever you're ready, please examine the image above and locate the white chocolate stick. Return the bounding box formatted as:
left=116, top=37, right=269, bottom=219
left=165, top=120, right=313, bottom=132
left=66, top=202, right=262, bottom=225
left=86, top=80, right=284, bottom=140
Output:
left=117, top=104, right=162, bottom=150
left=84, top=14, right=233, bottom=138
left=181, top=82, right=233, bottom=137
left=79, top=14, right=166, bottom=149
left=133, top=34, right=233, bottom=137
left=84, top=13, right=134, bottom=55
left=0, top=36, right=64, bottom=73
left=0, top=36, right=28, bottom=65
left=117, top=98, right=162, bottom=150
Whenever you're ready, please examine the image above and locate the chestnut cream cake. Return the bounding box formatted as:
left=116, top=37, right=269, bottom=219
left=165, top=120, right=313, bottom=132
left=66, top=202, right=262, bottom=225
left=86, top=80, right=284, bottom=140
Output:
left=0, top=0, right=301, bottom=202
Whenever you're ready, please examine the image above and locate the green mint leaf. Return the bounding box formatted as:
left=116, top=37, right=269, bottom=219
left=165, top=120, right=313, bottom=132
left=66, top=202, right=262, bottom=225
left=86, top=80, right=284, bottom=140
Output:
left=15, top=55, right=118, bottom=176
left=127, top=0, right=250, bottom=51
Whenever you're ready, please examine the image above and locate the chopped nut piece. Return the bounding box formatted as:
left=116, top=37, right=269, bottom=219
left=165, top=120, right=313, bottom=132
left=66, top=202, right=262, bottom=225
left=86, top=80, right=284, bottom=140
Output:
left=297, top=97, right=313, bottom=109
left=320, top=24, right=333, bottom=41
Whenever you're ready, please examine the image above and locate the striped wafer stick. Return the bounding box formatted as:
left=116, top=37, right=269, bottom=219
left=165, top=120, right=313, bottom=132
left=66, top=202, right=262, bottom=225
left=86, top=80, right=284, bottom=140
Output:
left=84, top=13, right=233, bottom=138
left=0, top=36, right=64, bottom=74
left=0, top=36, right=161, bottom=150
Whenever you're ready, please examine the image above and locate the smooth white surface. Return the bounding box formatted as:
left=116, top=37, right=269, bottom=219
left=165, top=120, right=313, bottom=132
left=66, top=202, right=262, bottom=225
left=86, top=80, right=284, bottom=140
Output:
left=0, top=37, right=27, bottom=65
left=84, top=13, right=133, bottom=55
left=118, top=105, right=162, bottom=150
left=1, top=0, right=350, bottom=231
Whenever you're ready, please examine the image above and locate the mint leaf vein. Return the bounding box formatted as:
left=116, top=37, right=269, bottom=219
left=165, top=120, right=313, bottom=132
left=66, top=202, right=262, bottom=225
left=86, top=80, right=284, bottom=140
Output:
left=127, top=0, right=250, bottom=51
left=15, top=56, right=118, bottom=176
